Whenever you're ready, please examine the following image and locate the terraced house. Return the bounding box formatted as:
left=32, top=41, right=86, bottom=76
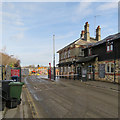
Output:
left=57, top=22, right=100, bottom=79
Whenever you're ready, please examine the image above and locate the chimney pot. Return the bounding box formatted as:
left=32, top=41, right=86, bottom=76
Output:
left=84, top=22, right=90, bottom=41
left=81, top=30, right=85, bottom=39
left=96, top=25, right=101, bottom=41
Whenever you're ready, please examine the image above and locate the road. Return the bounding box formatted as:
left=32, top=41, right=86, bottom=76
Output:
left=24, top=75, right=118, bottom=118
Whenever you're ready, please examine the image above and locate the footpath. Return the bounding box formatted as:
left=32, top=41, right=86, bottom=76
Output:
left=1, top=84, right=34, bottom=119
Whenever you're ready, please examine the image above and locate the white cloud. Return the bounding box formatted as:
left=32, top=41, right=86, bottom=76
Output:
left=3, top=12, right=24, bottom=26
left=97, top=2, right=118, bottom=11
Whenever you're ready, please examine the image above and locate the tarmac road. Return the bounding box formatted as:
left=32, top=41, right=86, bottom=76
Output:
left=24, top=75, right=118, bottom=118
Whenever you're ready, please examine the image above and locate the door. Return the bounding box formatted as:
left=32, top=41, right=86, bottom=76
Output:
left=92, top=66, right=95, bottom=80
left=81, top=67, right=87, bottom=81
left=88, top=65, right=95, bottom=80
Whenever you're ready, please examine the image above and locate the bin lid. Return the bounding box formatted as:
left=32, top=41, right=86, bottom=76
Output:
left=9, top=82, right=24, bottom=86
left=2, top=80, right=14, bottom=83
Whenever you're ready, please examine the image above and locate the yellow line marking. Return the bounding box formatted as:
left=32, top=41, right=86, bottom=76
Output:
left=24, top=85, right=39, bottom=118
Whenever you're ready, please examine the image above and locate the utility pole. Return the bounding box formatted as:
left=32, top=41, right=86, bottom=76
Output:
left=53, top=35, right=56, bottom=80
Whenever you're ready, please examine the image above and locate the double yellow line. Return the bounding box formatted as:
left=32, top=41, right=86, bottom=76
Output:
left=25, top=85, right=39, bottom=118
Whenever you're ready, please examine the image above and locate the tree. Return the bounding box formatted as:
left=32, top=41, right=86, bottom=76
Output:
left=14, top=60, right=20, bottom=67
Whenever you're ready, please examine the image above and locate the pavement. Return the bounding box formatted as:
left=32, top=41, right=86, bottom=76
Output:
left=1, top=81, right=34, bottom=119
left=1, top=76, right=119, bottom=119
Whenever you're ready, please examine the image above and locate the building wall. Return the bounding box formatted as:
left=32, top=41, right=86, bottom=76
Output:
left=83, top=38, right=120, bottom=83
left=84, top=39, right=120, bottom=61
left=85, top=58, right=120, bottom=83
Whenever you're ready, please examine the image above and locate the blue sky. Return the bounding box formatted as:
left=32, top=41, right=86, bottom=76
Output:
left=2, top=2, right=118, bottom=66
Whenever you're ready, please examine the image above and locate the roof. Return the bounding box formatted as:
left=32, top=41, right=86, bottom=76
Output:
left=57, top=37, right=97, bottom=53
left=76, top=55, right=98, bottom=63
left=57, top=61, right=72, bottom=66
left=57, top=38, right=79, bottom=53
left=75, top=38, right=97, bottom=45
left=84, top=32, right=120, bottom=49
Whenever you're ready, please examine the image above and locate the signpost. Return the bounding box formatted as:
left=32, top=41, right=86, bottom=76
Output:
left=49, top=63, right=51, bottom=80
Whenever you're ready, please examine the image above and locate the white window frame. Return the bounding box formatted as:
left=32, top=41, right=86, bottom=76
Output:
left=106, top=41, right=113, bottom=52
left=59, top=53, right=61, bottom=60
left=68, top=66, right=71, bottom=72
left=106, top=63, right=114, bottom=73
left=64, top=67, right=66, bottom=72
left=88, top=48, right=92, bottom=56
left=68, top=49, right=70, bottom=58
left=64, top=51, right=67, bottom=59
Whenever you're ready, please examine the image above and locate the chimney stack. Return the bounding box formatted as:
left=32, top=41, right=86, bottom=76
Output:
left=96, top=26, right=101, bottom=41
left=80, top=30, right=85, bottom=39
left=84, top=22, right=90, bottom=42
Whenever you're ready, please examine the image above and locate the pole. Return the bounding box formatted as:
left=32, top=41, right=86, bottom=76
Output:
left=94, top=16, right=96, bottom=36
left=53, top=35, right=56, bottom=80
left=49, top=63, right=51, bottom=80
left=94, top=15, right=101, bottom=37
left=114, top=42, right=116, bottom=83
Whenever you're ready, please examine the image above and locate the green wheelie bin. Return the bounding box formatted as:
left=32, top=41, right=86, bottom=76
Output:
left=8, top=82, right=24, bottom=105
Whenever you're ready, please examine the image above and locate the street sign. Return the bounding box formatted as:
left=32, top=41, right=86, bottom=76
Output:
left=11, top=69, right=20, bottom=77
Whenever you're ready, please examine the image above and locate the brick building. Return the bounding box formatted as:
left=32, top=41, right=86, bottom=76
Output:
left=57, top=22, right=100, bottom=79
left=81, top=32, right=120, bottom=83
left=57, top=21, right=120, bottom=83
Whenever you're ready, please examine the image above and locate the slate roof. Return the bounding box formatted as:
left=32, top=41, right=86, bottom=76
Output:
left=76, top=55, right=98, bottom=63
left=84, top=32, right=120, bottom=49
left=57, top=37, right=97, bottom=53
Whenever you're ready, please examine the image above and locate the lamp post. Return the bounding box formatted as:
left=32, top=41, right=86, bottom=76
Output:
left=53, top=35, right=56, bottom=80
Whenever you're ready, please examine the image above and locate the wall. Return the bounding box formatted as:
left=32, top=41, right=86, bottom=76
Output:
left=88, top=58, right=120, bottom=83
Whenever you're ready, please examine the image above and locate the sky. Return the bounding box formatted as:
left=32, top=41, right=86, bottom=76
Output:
left=1, top=1, right=118, bottom=67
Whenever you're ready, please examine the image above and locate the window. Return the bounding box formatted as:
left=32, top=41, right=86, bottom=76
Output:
left=61, top=53, right=63, bottom=60
left=61, top=67, right=63, bottom=72
left=68, top=66, right=71, bottom=72
left=64, top=51, right=67, bottom=59
left=106, top=63, right=114, bottom=73
left=79, top=48, right=84, bottom=56
left=72, top=65, right=74, bottom=72
left=68, top=49, right=70, bottom=58
left=106, top=41, right=113, bottom=52
left=59, top=53, right=61, bottom=60
left=88, top=65, right=93, bottom=73
left=64, top=67, right=66, bottom=72
left=88, top=48, right=92, bottom=56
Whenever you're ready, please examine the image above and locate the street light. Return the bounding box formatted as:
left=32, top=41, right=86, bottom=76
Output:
left=53, top=35, right=56, bottom=80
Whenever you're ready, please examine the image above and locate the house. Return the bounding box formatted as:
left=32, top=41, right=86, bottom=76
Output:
left=80, top=32, right=120, bottom=83
left=57, top=22, right=100, bottom=79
